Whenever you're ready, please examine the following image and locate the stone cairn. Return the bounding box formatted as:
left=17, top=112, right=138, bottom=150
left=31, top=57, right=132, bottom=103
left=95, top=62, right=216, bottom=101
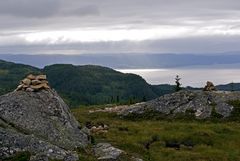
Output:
left=203, top=81, right=217, bottom=91
left=90, top=124, right=109, bottom=135
left=85, top=122, right=109, bottom=135
left=15, top=74, right=50, bottom=92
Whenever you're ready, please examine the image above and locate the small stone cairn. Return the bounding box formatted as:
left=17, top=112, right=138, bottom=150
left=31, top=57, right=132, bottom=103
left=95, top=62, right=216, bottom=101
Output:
left=85, top=122, right=109, bottom=135
left=203, top=81, right=217, bottom=91
left=15, top=74, right=50, bottom=92
left=90, top=124, right=109, bottom=134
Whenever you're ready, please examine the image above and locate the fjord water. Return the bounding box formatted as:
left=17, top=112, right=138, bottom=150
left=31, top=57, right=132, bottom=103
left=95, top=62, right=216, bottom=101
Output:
left=118, top=67, right=240, bottom=87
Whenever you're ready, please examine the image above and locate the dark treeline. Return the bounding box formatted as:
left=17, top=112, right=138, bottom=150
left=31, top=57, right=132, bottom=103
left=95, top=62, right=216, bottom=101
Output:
left=1, top=59, right=238, bottom=107
left=0, top=60, right=174, bottom=107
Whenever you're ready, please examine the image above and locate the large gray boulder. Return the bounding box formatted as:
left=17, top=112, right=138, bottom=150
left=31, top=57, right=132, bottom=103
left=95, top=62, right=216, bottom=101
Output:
left=0, top=89, right=90, bottom=160
left=119, top=90, right=240, bottom=119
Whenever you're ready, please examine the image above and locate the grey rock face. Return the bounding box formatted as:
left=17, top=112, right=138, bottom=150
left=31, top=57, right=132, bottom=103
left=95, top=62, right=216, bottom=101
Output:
left=93, top=143, right=124, bottom=160
left=0, top=89, right=90, bottom=160
left=0, top=127, right=78, bottom=161
left=119, top=90, right=240, bottom=119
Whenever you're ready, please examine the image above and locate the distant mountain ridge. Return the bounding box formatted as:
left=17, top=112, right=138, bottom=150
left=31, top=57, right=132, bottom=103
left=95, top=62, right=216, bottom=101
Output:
left=1, top=53, right=240, bottom=68
left=0, top=59, right=175, bottom=106
left=0, top=59, right=239, bottom=107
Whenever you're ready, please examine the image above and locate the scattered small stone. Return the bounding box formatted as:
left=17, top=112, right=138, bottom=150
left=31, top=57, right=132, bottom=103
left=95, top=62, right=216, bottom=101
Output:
left=89, top=105, right=132, bottom=114
left=103, top=125, right=109, bottom=130
left=48, top=149, right=53, bottom=153
left=195, top=109, right=202, bottom=117
left=9, top=150, right=14, bottom=154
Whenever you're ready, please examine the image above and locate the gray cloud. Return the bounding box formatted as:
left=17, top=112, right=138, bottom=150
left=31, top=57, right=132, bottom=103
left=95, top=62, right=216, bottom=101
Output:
left=0, top=0, right=239, bottom=27
left=0, top=0, right=61, bottom=18
left=0, top=0, right=240, bottom=54
left=0, top=35, right=240, bottom=55
left=64, top=5, right=100, bottom=17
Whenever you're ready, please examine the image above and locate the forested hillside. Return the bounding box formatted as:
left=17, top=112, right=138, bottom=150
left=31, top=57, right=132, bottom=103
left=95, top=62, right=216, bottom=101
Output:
left=0, top=60, right=40, bottom=95
left=43, top=64, right=160, bottom=106
left=0, top=60, right=174, bottom=107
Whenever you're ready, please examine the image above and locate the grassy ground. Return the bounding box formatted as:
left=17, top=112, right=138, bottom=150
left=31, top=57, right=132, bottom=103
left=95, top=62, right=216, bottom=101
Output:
left=72, top=105, right=240, bottom=161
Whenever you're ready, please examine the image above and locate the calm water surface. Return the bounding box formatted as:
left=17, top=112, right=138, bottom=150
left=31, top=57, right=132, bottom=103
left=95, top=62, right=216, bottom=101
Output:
left=117, top=68, right=240, bottom=87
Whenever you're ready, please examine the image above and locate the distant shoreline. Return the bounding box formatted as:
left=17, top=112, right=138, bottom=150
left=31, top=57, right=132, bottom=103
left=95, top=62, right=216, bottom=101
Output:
left=117, top=68, right=240, bottom=87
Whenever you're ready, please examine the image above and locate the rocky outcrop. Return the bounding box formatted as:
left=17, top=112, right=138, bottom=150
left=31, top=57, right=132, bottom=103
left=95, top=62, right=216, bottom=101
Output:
left=109, top=90, right=240, bottom=119
left=0, top=81, right=89, bottom=160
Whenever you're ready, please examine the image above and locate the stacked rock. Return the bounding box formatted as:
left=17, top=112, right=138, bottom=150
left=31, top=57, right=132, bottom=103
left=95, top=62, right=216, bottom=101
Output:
left=90, top=124, right=109, bottom=134
left=15, top=74, right=50, bottom=92
left=203, top=81, right=217, bottom=91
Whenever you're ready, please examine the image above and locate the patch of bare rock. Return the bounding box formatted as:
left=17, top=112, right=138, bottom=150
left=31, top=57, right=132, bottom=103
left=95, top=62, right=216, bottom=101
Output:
left=93, top=143, right=143, bottom=161
left=92, top=90, right=240, bottom=119
left=94, top=143, right=124, bottom=160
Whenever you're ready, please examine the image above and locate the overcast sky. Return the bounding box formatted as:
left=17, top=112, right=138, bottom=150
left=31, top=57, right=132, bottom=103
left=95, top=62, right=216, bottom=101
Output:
left=1, top=0, right=240, bottom=55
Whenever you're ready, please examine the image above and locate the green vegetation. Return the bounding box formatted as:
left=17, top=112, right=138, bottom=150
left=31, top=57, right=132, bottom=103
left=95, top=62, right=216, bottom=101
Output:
left=76, top=146, right=98, bottom=161
left=3, top=151, right=31, bottom=161
left=72, top=106, right=240, bottom=161
left=217, top=83, right=240, bottom=91
left=151, top=84, right=175, bottom=96
left=227, top=100, right=240, bottom=121
left=210, top=107, right=224, bottom=119
left=0, top=60, right=40, bottom=96
left=0, top=60, right=174, bottom=107
left=43, top=64, right=159, bottom=106
left=175, top=75, right=182, bottom=92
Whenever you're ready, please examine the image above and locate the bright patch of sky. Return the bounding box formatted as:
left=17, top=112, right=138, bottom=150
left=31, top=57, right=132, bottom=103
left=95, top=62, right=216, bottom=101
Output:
left=1, top=0, right=240, bottom=54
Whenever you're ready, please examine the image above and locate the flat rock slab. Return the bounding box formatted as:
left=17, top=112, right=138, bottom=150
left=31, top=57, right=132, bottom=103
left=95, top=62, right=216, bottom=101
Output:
left=118, top=90, right=240, bottom=119
left=93, top=143, right=124, bottom=160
